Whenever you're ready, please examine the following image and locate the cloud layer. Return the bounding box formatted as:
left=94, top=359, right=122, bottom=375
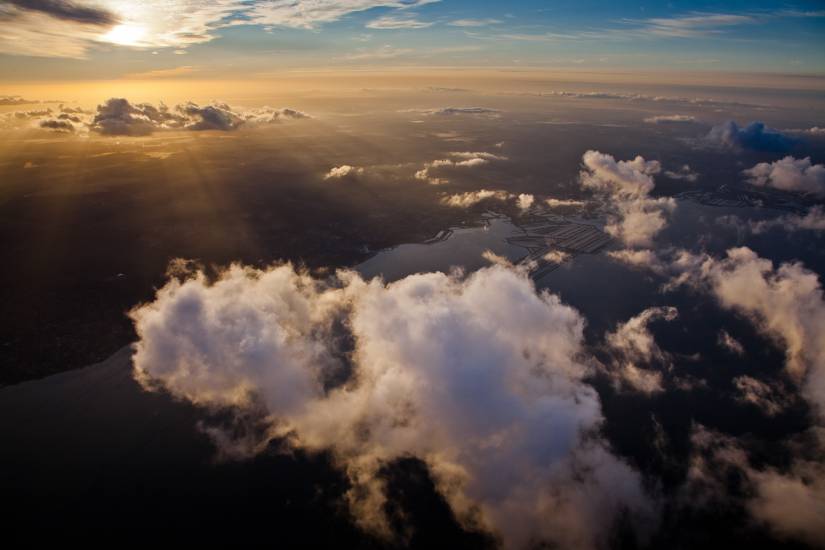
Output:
left=249, top=0, right=439, bottom=30
left=2, top=97, right=309, bottom=136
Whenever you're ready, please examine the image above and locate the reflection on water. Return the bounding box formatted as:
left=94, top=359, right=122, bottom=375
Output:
left=357, top=216, right=526, bottom=282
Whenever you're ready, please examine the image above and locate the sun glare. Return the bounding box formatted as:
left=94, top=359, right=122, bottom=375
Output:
left=102, top=24, right=147, bottom=47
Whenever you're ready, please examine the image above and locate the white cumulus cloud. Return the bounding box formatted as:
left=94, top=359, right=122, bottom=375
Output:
left=325, top=165, right=364, bottom=179
left=130, top=260, right=656, bottom=549
left=579, top=150, right=676, bottom=248
left=743, top=156, right=825, bottom=197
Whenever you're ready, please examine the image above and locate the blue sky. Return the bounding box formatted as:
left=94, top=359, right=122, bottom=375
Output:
left=1, top=0, right=823, bottom=79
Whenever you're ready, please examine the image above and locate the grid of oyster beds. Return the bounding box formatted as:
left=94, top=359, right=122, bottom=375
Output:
left=509, top=217, right=613, bottom=279
left=677, top=184, right=805, bottom=212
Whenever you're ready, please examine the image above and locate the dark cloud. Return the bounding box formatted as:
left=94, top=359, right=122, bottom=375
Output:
left=5, top=0, right=116, bottom=25
left=57, top=104, right=92, bottom=114
left=91, top=98, right=158, bottom=136
left=39, top=118, right=74, bottom=132
left=1, top=104, right=96, bottom=131
left=179, top=102, right=243, bottom=131
left=704, top=121, right=797, bottom=152
left=57, top=112, right=82, bottom=123
left=0, top=98, right=312, bottom=136
left=274, top=108, right=309, bottom=120
left=419, top=107, right=501, bottom=116
left=87, top=98, right=311, bottom=136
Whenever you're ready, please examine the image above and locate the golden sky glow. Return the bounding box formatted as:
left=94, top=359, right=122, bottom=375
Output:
left=0, top=0, right=823, bottom=79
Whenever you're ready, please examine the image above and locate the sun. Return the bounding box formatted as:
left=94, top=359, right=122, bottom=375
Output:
left=101, top=24, right=147, bottom=47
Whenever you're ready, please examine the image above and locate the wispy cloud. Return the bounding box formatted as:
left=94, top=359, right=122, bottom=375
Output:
left=628, top=9, right=825, bottom=38
left=0, top=0, right=245, bottom=57
left=366, top=14, right=433, bottom=29
left=473, top=8, right=825, bottom=46
left=249, top=0, right=440, bottom=29
left=0, top=0, right=442, bottom=58
left=341, top=44, right=479, bottom=61
left=448, top=18, right=502, bottom=27
left=633, top=13, right=756, bottom=38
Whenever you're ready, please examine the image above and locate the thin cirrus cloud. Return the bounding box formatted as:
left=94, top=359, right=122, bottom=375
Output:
left=1, top=1, right=822, bottom=70
left=0, top=0, right=244, bottom=57
left=247, top=0, right=440, bottom=29
left=473, top=9, right=825, bottom=47
left=472, top=13, right=755, bottom=42
left=366, top=14, right=433, bottom=29
left=0, top=5, right=114, bottom=58
left=448, top=18, right=502, bottom=27
left=621, top=9, right=825, bottom=39
left=634, top=13, right=757, bottom=38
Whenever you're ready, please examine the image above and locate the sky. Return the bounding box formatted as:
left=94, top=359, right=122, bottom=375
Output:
left=1, top=0, right=824, bottom=82
left=3, top=3, right=825, bottom=550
